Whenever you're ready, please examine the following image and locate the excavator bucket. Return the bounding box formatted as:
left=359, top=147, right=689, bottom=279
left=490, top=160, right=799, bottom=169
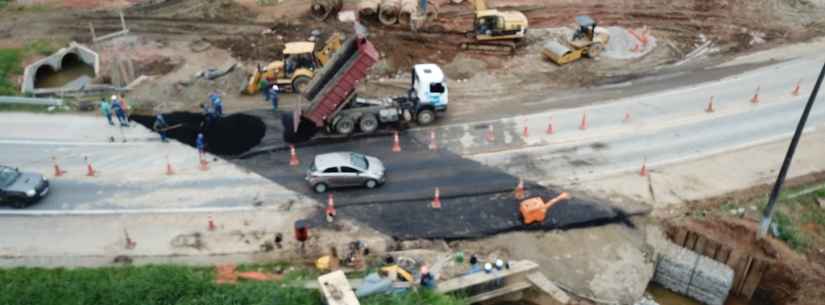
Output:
left=542, top=41, right=582, bottom=65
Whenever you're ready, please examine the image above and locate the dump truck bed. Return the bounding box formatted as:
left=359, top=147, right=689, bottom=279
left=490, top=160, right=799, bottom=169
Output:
left=301, top=35, right=380, bottom=128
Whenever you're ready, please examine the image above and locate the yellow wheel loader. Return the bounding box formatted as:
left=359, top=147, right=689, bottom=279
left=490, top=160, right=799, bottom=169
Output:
left=461, top=0, right=529, bottom=54
left=243, top=33, right=344, bottom=95
left=542, top=16, right=609, bottom=65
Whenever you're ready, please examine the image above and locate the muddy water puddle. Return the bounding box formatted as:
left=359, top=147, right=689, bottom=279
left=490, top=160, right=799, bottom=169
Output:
left=34, top=61, right=94, bottom=89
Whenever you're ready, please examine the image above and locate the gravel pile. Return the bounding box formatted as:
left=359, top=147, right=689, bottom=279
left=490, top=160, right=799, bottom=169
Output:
left=604, top=26, right=657, bottom=60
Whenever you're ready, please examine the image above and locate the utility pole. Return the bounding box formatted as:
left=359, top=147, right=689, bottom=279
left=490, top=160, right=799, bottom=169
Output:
left=758, top=62, right=825, bottom=238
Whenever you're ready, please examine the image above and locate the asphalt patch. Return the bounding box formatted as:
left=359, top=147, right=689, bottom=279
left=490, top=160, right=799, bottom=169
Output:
left=132, top=112, right=266, bottom=155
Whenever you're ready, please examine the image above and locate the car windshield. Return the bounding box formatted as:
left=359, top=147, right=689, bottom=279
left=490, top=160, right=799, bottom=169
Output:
left=0, top=167, right=20, bottom=187
left=350, top=153, right=368, bottom=170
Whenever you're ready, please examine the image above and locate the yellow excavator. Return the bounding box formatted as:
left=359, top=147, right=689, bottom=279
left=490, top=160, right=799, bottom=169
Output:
left=461, top=0, right=529, bottom=53
left=244, top=33, right=344, bottom=94
left=542, top=16, right=609, bottom=65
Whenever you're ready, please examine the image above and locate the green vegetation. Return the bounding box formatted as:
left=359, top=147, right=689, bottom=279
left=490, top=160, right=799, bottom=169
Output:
left=0, top=48, right=21, bottom=95
left=0, top=263, right=466, bottom=305
left=717, top=182, right=825, bottom=251
left=0, top=40, right=62, bottom=96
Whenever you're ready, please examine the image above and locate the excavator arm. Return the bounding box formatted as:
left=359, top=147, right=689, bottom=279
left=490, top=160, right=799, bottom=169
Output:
left=472, top=0, right=487, bottom=11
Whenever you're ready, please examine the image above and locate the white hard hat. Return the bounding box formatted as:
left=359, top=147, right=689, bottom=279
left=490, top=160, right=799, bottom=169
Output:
left=111, top=95, right=117, bottom=100
left=495, top=259, right=503, bottom=269
left=483, top=263, right=493, bottom=272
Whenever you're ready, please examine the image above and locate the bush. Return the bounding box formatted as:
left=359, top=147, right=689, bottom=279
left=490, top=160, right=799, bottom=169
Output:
left=774, top=211, right=809, bottom=251
left=0, top=48, right=21, bottom=95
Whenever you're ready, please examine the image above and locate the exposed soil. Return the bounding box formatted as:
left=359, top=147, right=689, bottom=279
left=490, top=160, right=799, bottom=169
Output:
left=665, top=216, right=825, bottom=305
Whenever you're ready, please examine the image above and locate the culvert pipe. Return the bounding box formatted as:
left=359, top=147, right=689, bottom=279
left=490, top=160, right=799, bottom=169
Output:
left=357, top=0, right=381, bottom=19
left=310, top=0, right=342, bottom=21
left=378, top=0, right=402, bottom=25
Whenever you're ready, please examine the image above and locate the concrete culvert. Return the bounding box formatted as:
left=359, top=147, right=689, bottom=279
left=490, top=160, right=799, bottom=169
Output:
left=132, top=112, right=266, bottom=156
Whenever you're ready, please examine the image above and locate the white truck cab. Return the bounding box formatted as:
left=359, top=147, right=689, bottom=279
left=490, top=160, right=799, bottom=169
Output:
left=412, top=64, right=448, bottom=111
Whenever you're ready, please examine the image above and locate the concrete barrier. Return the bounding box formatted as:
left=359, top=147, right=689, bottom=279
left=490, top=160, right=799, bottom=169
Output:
left=21, top=42, right=99, bottom=94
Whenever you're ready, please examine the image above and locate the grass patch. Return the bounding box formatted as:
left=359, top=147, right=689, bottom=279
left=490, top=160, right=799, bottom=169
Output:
left=0, top=264, right=467, bottom=305
left=0, top=48, right=21, bottom=95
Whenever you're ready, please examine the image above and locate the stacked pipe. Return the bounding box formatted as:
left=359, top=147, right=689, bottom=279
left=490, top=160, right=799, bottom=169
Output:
left=378, top=0, right=403, bottom=25
left=311, top=0, right=343, bottom=21
left=653, top=240, right=734, bottom=305
left=398, top=0, right=419, bottom=25
left=358, top=0, right=382, bottom=19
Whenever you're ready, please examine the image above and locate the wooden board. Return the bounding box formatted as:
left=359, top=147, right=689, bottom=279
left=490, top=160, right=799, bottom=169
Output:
left=436, top=260, right=538, bottom=294
left=318, top=270, right=360, bottom=305
left=526, top=272, right=570, bottom=305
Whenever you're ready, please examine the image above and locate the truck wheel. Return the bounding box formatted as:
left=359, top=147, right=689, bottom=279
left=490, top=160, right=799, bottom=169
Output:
left=292, top=76, right=312, bottom=94
left=335, top=117, right=355, bottom=135
left=359, top=114, right=379, bottom=133
left=417, top=109, right=435, bottom=126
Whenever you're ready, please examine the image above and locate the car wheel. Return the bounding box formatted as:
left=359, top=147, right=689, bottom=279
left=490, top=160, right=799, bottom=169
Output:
left=359, top=114, right=379, bottom=133
left=313, top=183, right=328, bottom=193
left=417, top=109, right=435, bottom=126
left=365, top=179, right=378, bottom=189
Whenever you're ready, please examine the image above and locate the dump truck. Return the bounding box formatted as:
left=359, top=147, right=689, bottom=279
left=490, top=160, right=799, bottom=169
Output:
left=282, top=30, right=448, bottom=143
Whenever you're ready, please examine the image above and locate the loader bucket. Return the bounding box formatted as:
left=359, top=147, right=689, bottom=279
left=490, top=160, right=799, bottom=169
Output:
left=281, top=112, right=321, bottom=143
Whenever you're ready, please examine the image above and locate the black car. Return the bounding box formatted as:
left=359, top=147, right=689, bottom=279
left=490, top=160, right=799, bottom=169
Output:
left=0, top=165, right=49, bottom=208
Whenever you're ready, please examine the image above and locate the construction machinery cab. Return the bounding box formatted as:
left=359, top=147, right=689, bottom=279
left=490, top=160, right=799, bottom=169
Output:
left=473, top=10, right=528, bottom=40
left=282, top=42, right=318, bottom=76
left=243, top=33, right=344, bottom=95
left=572, top=16, right=597, bottom=41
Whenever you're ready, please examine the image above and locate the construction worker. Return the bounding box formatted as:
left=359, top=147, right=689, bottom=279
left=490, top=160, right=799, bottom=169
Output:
left=270, top=83, right=280, bottom=112
left=119, top=93, right=130, bottom=122
left=209, top=91, right=223, bottom=117
left=258, top=76, right=270, bottom=101
left=196, top=133, right=205, bottom=157
left=153, top=113, right=169, bottom=143
left=99, top=98, right=113, bottom=126
left=111, top=95, right=128, bottom=127
left=201, top=103, right=217, bottom=127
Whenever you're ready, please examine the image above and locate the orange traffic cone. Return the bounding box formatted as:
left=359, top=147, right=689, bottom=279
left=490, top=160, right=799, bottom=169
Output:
left=705, top=96, right=715, bottom=113
left=52, top=156, right=66, bottom=177
left=523, top=126, right=529, bottom=138
left=431, top=187, right=442, bottom=209
left=289, top=145, right=300, bottom=166
left=208, top=215, right=216, bottom=231
left=428, top=130, right=438, bottom=151
left=165, top=156, right=175, bottom=176
left=623, top=112, right=631, bottom=123
left=791, top=80, right=801, bottom=96
left=485, top=125, right=495, bottom=142
left=640, top=160, right=649, bottom=177
left=751, top=86, right=760, bottom=104
left=579, top=113, right=588, bottom=130
left=546, top=117, right=555, bottom=135
left=85, top=156, right=96, bottom=177
left=326, top=193, right=337, bottom=222
left=514, top=178, right=525, bottom=200
left=199, top=156, right=209, bottom=171
left=392, top=131, right=401, bottom=152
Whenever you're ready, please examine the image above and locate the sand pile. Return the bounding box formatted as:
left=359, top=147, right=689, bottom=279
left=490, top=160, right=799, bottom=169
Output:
left=603, top=26, right=657, bottom=60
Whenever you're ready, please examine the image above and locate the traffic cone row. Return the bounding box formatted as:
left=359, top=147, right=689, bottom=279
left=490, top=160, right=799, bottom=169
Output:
left=751, top=86, right=760, bottom=104
left=392, top=131, right=402, bottom=152
left=428, top=130, right=438, bottom=151
left=52, top=156, right=66, bottom=177
left=326, top=193, right=337, bottom=222
left=289, top=145, right=300, bottom=166
left=791, top=80, right=801, bottom=96
left=485, top=125, right=496, bottom=143
left=431, top=187, right=441, bottom=209
left=705, top=96, right=715, bottom=113
left=85, top=156, right=96, bottom=177
left=514, top=178, right=525, bottom=200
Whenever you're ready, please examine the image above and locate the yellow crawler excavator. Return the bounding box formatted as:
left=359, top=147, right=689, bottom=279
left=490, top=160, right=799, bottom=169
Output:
left=461, top=0, right=529, bottom=54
